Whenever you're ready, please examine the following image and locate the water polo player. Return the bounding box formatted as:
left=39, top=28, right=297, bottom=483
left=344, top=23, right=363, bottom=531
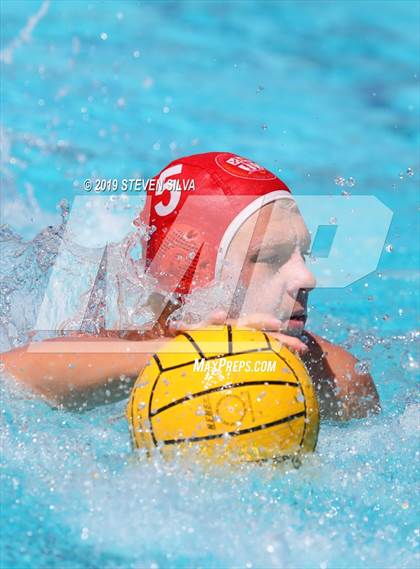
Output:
left=1, top=152, right=380, bottom=419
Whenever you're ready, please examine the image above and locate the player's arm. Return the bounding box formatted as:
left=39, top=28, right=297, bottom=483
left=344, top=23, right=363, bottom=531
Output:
left=302, top=332, right=381, bottom=420
left=0, top=334, right=169, bottom=408
left=0, top=293, right=180, bottom=409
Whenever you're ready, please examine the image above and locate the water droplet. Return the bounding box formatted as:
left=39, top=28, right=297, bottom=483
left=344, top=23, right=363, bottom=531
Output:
left=382, top=314, right=390, bottom=321
left=81, top=527, right=89, bottom=540
left=256, top=390, right=267, bottom=402
left=335, top=176, right=355, bottom=188
left=144, top=225, right=156, bottom=241
left=385, top=244, right=393, bottom=253
left=261, top=124, right=268, bottom=131
left=354, top=360, right=370, bottom=374
left=133, top=50, right=140, bottom=58
left=406, top=167, right=414, bottom=176
left=256, top=85, right=265, bottom=94
left=100, top=32, right=108, bottom=41
left=329, top=216, right=337, bottom=225
left=402, top=353, right=419, bottom=371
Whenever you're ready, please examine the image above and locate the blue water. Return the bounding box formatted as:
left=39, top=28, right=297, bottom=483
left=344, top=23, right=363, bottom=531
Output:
left=1, top=1, right=419, bottom=568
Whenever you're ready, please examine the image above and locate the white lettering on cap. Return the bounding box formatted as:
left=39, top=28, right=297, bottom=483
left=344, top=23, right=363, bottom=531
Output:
left=155, top=163, right=183, bottom=216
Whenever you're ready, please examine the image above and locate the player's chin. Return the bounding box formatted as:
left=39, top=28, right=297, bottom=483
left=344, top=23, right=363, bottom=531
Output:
left=285, top=318, right=306, bottom=337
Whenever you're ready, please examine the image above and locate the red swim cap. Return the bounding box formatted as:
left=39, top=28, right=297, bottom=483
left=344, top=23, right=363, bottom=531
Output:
left=136, top=152, right=293, bottom=296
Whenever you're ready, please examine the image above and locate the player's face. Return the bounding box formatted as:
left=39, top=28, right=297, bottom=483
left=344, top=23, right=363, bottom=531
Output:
left=222, top=201, right=316, bottom=336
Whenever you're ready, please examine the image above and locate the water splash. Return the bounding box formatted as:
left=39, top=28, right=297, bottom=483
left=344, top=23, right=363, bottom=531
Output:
left=0, top=203, right=157, bottom=350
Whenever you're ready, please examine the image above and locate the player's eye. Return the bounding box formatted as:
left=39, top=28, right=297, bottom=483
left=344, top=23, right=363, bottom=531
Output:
left=261, top=254, right=284, bottom=264
left=250, top=253, right=288, bottom=268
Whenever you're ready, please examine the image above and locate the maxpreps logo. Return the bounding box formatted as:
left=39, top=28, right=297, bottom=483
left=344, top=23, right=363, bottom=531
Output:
left=193, top=358, right=277, bottom=378
left=215, top=153, right=276, bottom=180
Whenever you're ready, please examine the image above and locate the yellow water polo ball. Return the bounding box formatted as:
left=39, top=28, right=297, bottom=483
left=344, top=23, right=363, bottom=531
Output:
left=127, top=325, right=319, bottom=464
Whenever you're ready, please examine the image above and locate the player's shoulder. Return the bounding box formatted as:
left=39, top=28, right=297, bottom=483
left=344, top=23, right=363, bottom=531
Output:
left=303, top=330, right=358, bottom=368
left=302, top=330, right=380, bottom=419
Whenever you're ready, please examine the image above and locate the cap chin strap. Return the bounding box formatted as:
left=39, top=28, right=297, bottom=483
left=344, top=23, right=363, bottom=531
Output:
left=214, top=190, right=295, bottom=279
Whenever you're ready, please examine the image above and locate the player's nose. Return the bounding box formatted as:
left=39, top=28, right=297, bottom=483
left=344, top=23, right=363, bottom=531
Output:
left=287, top=254, right=317, bottom=296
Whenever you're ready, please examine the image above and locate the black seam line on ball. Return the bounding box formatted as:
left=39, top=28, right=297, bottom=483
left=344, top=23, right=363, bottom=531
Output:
left=129, top=393, right=138, bottom=449
left=150, top=380, right=299, bottom=417
left=269, top=350, right=308, bottom=447
left=160, top=411, right=306, bottom=445
left=153, top=353, right=163, bottom=372
left=249, top=455, right=292, bottom=465
left=227, top=325, right=233, bottom=354
left=180, top=332, right=206, bottom=359
left=148, top=370, right=162, bottom=446
left=262, top=332, right=272, bottom=350
left=154, top=347, right=272, bottom=373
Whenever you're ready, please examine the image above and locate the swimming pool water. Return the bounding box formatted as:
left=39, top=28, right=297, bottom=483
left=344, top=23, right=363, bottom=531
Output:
left=1, top=1, right=419, bottom=568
